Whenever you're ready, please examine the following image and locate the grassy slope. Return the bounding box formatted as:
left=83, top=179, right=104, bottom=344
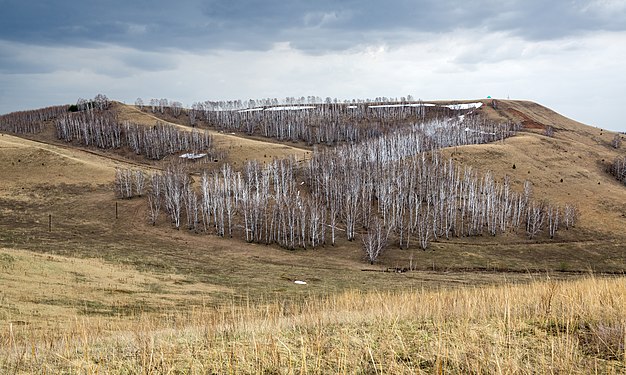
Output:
left=1, top=132, right=549, bottom=314
left=448, top=99, right=626, bottom=236
left=2, top=99, right=624, bottom=244
left=402, top=99, right=626, bottom=273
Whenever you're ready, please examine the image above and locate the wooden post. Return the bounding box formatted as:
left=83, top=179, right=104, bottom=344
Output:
left=115, top=202, right=118, bottom=219
left=48, top=214, right=51, bottom=232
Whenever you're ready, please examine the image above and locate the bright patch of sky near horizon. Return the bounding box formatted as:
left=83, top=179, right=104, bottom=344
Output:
left=0, top=0, right=625, bottom=131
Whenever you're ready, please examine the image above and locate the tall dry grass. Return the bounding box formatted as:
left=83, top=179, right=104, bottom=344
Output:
left=2, top=275, right=624, bottom=373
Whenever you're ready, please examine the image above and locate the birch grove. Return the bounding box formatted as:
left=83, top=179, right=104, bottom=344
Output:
left=132, top=112, right=578, bottom=261
left=0, top=105, right=69, bottom=134
left=114, top=168, right=147, bottom=199
left=196, top=103, right=521, bottom=147
left=2, top=95, right=578, bottom=263
left=54, top=111, right=213, bottom=160
left=141, top=98, right=520, bottom=147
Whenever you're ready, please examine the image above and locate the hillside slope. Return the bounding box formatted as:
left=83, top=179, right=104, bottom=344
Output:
left=115, top=99, right=626, bottom=243
left=445, top=100, right=626, bottom=237
left=0, top=99, right=624, bottom=275
left=0, top=133, right=116, bottom=188
left=115, top=103, right=311, bottom=166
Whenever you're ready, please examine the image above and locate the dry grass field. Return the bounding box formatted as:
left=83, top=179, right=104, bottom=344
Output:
left=1, top=99, right=625, bottom=372
left=2, top=269, right=624, bottom=373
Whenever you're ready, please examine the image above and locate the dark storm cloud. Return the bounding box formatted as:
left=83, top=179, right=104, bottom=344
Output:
left=0, top=40, right=178, bottom=76
left=1, top=1, right=625, bottom=52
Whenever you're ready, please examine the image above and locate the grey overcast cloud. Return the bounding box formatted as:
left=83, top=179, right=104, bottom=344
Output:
left=1, top=0, right=625, bottom=131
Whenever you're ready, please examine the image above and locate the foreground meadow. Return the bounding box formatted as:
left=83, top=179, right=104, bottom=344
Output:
left=2, top=273, right=624, bottom=373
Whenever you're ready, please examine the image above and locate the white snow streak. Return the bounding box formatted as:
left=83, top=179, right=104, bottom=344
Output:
left=238, top=107, right=264, bottom=113
left=264, top=106, right=316, bottom=111
left=444, top=102, right=483, bottom=110
left=180, top=153, right=207, bottom=159
left=368, top=103, right=436, bottom=109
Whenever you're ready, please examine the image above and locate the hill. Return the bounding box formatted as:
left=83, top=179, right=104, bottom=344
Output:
left=0, top=98, right=625, bottom=372
left=450, top=99, right=626, bottom=236
left=1, top=99, right=624, bottom=273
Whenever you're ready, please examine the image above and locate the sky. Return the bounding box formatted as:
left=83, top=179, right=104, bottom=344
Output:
left=1, top=0, right=625, bottom=131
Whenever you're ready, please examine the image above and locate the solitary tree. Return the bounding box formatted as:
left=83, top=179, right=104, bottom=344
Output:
left=363, top=217, right=390, bottom=264
left=135, top=98, right=144, bottom=109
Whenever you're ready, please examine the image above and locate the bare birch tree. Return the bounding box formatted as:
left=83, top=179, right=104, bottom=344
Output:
left=148, top=173, right=162, bottom=225
left=363, top=217, right=390, bottom=264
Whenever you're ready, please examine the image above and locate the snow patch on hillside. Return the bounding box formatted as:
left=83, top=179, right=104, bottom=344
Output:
left=180, top=153, right=207, bottom=159
left=264, top=106, right=316, bottom=111
left=368, top=103, right=436, bottom=109
left=444, top=102, right=483, bottom=110
left=238, top=107, right=264, bottom=113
